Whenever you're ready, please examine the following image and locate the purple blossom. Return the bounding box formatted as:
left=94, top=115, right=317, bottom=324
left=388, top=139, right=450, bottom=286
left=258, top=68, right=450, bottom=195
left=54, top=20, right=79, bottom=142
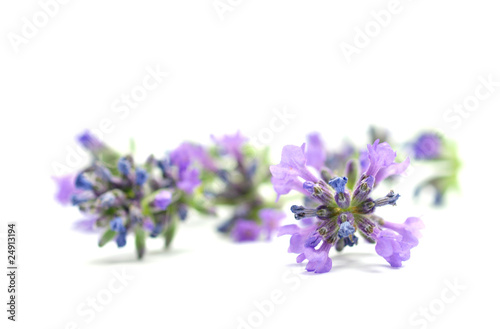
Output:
left=77, top=130, right=103, bottom=151
left=73, top=216, right=98, bottom=233
left=53, top=174, right=79, bottom=205
left=412, top=133, right=442, bottom=159
left=211, top=131, right=248, bottom=162
left=364, top=139, right=410, bottom=185
left=274, top=138, right=422, bottom=273
left=177, top=167, right=201, bottom=194
left=75, top=172, right=94, bottom=190
left=375, top=217, right=424, bottom=267
left=117, top=157, right=132, bottom=175
left=305, top=133, right=327, bottom=171
left=302, top=242, right=333, bottom=273
left=154, top=190, right=172, bottom=210
left=170, top=142, right=217, bottom=172
left=359, top=150, right=369, bottom=173
left=270, top=176, right=308, bottom=202
left=135, top=167, right=148, bottom=185
left=277, top=224, right=315, bottom=253
left=259, top=209, right=286, bottom=240
left=269, top=143, right=318, bottom=200
left=231, top=219, right=261, bottom=242
left=277, top=224, right=333, bottom=273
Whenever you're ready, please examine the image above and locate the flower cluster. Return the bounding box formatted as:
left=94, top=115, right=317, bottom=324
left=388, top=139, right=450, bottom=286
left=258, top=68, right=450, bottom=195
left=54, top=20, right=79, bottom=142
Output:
left=271, top=139, right=424, bottom=273
left=54, top=131, right=285, bottom=258
left=53, top=131, right=213, bottom=258
left=200, top=132, right=285, bottom=242
left=409, top=132, right=461, bottom=205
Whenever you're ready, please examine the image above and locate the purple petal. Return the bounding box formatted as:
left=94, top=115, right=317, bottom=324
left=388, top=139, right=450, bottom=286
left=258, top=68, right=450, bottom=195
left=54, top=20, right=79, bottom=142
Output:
left=53, top=174, right=80, bottom=206
left=259, top=209, right=286, bottom=240
left=231, top=219, right=261, bottom=242
left=305, top=133, right=327, bottom=171
left=177, top=167, right=201, bottom=194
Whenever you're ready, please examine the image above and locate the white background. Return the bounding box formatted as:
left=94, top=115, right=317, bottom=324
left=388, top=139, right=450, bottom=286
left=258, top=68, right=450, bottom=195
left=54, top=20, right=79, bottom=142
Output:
left=1, top=1, right=499, bottom=328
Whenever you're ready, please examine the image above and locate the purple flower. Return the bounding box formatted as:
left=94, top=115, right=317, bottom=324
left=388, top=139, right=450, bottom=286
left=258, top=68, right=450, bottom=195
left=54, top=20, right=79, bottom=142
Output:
left=77, top=130, right=103, bottom=151
left=364, top=139, right=410, bottom=185
left=211, top=131, right=248, bottom=162
left=231, top=219, right=261, bottom=242
left=305, top=133, right=327, bottom=171
left=302, top=242, right=333, bottom=273
left=117, top=157, right=132, bottom=176
left=170, top=142, right=217, bottom=172
left=412, top=133, right=442, bottom=159
left=110, top=217, right=126, bottom=233
left=71, top=191, right=95, bottom=205
left=270, top=143, right=319, bottom=200
left=53, top=174, right=80, bottom=205
left=274, top=138, right=422, bottom=273
left=375, top=217, right=424, bottom=267
left=359, top=150, right=369, bottom=173
left=73, top=216, right=98, bottom=233
left=277, top=224, right=333, bottom=273
left=75, top=172, right=94, bottom=190
left=277, top=224, right=316, bottom=253
left=270, top=176, right=308, bottom=202
left=154, top=190, right=172, bottom=210
left=135, top=167, right=148, bottom=185
left=177, top=167, right=201, bottom=194
left=259, top=209, right=286, bottom=240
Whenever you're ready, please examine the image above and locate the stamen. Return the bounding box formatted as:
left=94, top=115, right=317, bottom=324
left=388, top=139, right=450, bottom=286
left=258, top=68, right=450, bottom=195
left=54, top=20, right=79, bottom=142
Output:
left=375, top=190, right=401, bottom=207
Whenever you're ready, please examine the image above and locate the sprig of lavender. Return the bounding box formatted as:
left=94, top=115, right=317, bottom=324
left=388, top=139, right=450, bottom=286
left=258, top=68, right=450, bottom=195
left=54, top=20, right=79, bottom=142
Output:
left=270, top=139, right=423, bottom=273
left=53, top=131, right=214, bottom=259
left=198, top=132, right=286, bottom=242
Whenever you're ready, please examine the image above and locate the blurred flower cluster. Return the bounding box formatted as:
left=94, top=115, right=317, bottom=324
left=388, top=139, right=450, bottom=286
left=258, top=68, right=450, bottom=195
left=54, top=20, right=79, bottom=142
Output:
left=53, top=131, right=284, bottom=258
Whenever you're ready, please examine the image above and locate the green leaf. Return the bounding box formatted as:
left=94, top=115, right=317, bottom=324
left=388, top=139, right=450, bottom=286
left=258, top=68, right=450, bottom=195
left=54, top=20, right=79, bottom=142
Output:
left=98, top=229, right=117, bottom=247
left=164, top=217, right=178, bottom=248
left=135, top=227, right=146, bottom=259
left=346, top=159, right=358, bottom=191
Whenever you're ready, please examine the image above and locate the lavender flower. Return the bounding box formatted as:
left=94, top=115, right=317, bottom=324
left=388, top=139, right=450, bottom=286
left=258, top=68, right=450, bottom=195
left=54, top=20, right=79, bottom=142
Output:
left=269, top=144, right=317, bottom=200
left=154, top=190, right=172, bottom=210
left=211, top=131, right=248, bottom=163
left=54, top=131, right=214, bottom=259
left=305, top=133, right=327, bottom=172
left=272, top=140, right=421, bottom=273
left=259, top=209, right=286, bottom=240
left=411, top=133, right=460, bottom=206
left=231, top=219, right=261, bottom=242
left=365, top=139, right=410, bottom=186
left=412, top=133, right=442, bottom=160
left=203, top=132, right=285, bottom=242
left=77, top=130, right=104, bottom=152
left=53, top=174, right=80, bottom=205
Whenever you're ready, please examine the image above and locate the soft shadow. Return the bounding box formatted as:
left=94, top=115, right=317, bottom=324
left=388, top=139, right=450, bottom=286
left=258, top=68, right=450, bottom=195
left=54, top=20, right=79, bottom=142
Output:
left=329, top=252, right=393, bottom=273
left=87, top=248, right=193, bottom=265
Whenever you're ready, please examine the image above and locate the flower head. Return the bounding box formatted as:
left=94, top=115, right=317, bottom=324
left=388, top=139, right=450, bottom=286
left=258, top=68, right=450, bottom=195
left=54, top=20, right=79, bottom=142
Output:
left=269, top=143, right=318, bottom=200
left=365, top=139, right=410, bottom=186
left=305, top=133, right=327, bottom=172
left=273, top=140, right=421, bottom=272
left=56, top=134, right=213, bottom=259
left=77, top=130, right=104, bottom=151
left=231, top=219, right=261, bottom=242
left=259, top=209, right=286, bottom=240
left=53, top=174, right=80, bottom=205
left=154, top=190, right=172, bottom=210
left=412, top=133, right=442, bottom=160
left=211, top=131, right=248, bottom=162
